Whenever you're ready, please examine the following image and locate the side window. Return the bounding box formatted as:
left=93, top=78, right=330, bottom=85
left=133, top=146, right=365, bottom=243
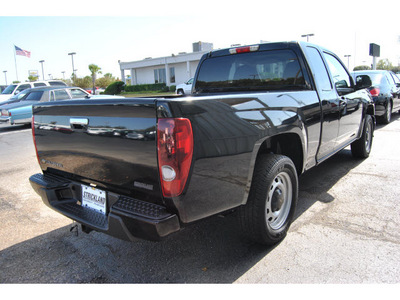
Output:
left=16, top=84, right=31, bottom=93
left=387, top=72, right=399, bottom=86
left=323, top=53, right=352, bottom=89
left=385, top=73, right=394, bottom=85
left=304, top=46, right=332, bottom=91
left=54, top=89, right=70, bottom=100
left=169, top=67, right=175, bottom=83
left=392, top=73, right=400, bottom=85
left=49, top=81, right=67, bottom=86
left=70, top=89, right=88, bottom=98
left=34, top=83, right=46, bottom=87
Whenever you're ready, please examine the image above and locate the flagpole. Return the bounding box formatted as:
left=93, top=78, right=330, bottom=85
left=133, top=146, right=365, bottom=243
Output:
left=13, top=45, right=19, bottom=82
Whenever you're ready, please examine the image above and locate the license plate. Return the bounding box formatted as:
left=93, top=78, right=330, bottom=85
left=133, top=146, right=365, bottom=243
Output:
left=81, top=185, right=107, bottom=215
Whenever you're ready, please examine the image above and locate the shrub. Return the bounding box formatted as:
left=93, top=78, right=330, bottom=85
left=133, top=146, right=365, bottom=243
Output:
left=169, top=85, right=176, bottom=92
left=104, top=81, right=125, bottom=95
left=124, top=83, right=167, bottom=92
left=353, top=65, right=371, bottom=71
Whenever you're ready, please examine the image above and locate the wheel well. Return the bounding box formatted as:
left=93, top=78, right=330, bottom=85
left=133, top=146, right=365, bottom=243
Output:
left=366, top=102, right=375, bottom=116
left=257, top=133, right=304, bottom=175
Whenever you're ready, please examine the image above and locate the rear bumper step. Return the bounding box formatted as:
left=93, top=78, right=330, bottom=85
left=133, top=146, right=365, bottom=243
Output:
left=29, top=173, right=180, bottom=241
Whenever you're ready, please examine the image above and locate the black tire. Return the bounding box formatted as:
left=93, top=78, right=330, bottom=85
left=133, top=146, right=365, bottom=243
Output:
left=382, top=101, right=392, bottom=124
left=177, top=89, right=184, bottom=95
left=351, top=114, right=374, bottom=158
left=238, top=154, right=298, bottom=245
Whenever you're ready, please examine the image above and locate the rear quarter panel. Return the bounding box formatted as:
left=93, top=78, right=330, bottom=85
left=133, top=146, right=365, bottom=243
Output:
left=161, top=90, right=321, bottom=223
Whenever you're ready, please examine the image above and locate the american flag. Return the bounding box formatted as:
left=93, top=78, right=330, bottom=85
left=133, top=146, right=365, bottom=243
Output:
left=15, top=45, right=31, bottom=58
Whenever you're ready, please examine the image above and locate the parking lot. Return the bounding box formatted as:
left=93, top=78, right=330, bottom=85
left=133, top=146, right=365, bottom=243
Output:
left=0, top=114, right=399, bottom=284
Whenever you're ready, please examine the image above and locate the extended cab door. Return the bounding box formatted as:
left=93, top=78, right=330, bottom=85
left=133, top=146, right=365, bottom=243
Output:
left=322, top=52, right=363, bottom=150
left=303, top=46, right=340, bottom=161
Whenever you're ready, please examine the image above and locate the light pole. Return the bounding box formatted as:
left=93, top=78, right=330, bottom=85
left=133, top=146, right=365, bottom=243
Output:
left=39, top=60, right=45, bottom=81
left=62, top=71, right=65, bottom=80
left=344, top=55, right=351, bottom=70
left=3, top=70, right=7, bottom=85
left=301, top=33, right=314, bottom=42
left=48, top=74, right=52, bottom=80
left=68, top=52, right=76, bottom=79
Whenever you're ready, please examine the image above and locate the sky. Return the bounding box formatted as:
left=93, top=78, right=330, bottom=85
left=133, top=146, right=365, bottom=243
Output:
left=1, top=0, right=399, bottom=85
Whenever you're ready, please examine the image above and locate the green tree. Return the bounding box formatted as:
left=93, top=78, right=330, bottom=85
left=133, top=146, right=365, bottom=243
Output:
left=89, top=64, right=102, bottom=94
left=96, top=73, right=117, bottom=89
left=353, top=65, right=371, bottom=71
left=377, top=59, right=393, bottom=70
left=28, top=75, right=39, bottom=82
left=391, top=66, right=400, bottom=73
left=73, top=76, right=92, bottom=89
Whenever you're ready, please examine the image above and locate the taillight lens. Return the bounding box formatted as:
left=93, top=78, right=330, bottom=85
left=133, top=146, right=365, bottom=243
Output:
left=157, top=118, right=193, bottom=198
left=1, top=109, right=10, bottom=116
left=369, top=88, right=380, bottom=97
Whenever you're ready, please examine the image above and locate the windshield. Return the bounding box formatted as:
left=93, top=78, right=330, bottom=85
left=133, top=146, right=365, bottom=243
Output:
left=195, top=49, right=307, bottom=93
left=1, top=85, right=17, bottom=95
left=9, top=89, right=30, bottom=100
left=21, top=91, right=44, bottom=101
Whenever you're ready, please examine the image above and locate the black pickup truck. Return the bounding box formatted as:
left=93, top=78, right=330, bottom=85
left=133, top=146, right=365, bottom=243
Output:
left=29, top=41, right=375, bottom=245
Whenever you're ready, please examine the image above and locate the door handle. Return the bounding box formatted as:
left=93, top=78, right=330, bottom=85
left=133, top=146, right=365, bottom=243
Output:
left=70, top=118, right=88, bottom=129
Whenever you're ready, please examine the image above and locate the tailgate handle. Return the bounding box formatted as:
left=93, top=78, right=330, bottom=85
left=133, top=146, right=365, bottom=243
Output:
left=70, top=118, right=89, bottom=129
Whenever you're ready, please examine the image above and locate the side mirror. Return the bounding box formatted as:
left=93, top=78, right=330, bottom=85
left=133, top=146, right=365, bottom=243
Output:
left=355, top=75, right=372, bottom=90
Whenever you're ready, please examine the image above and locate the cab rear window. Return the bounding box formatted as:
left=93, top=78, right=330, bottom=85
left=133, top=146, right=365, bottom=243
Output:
left=23, top=91, right=44, bottom=101
left=195, top=49, right=307, bottom=93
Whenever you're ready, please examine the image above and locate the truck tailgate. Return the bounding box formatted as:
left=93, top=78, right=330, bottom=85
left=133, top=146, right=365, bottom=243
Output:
left=32, top=99, right=162, bottom=203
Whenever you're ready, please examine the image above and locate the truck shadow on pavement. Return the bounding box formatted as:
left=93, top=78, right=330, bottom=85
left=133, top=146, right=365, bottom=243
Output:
left=0, top=147, right=369, bottom=284
left=0, top=124, right=30, bottom=133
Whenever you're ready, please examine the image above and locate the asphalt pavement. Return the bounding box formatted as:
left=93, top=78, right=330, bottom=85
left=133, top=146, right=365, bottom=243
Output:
left=0, top=115, right=399, bottom=285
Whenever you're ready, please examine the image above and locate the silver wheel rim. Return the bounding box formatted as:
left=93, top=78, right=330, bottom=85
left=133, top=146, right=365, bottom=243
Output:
left=265, top=171, right=292, bottom=230
left=365, top=120, right=372, bottom=153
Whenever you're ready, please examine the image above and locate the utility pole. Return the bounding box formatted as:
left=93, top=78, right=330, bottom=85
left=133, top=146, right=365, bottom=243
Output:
left=301, top=33, right=314, bottom=42
left=68, top=52, right=76, bottom=79
left=344, top=55, right=351, bottom=70
left=39, top=60, right=45, bottom=81
left=3, top=70, right=7, bottom=85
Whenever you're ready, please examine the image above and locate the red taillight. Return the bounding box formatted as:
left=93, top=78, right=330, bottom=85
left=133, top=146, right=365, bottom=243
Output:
left=369, top=88, right=380, bottom=97
left=229, top=45, right=259, bottom=54
left=157, top=118, right=193, bottom=198
left=31, top=116, right=40, bottom=165
left=1, top=110, right=10, bottom=116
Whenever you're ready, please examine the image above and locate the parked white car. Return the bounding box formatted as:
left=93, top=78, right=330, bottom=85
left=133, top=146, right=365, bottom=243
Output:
left=0, top=80, right=67, bottom=102
left=175, top=78, right=193, bottom=95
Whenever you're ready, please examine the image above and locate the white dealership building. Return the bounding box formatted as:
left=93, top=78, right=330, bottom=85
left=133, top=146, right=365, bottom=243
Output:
left=119, top=42, right=213, bottom=87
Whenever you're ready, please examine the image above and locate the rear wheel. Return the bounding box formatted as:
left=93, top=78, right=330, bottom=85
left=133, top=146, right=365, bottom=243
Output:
left=382, top=101, right=392, bottom=124
left=238, top=154, right=298, bottom=245
left=177, top=89, right=184, bottom=95
left=351, top=114, right=374, bottom=158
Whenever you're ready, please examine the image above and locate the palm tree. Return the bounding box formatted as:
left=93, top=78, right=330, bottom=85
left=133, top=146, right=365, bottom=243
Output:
left=88, top=64, right=102, bottom=94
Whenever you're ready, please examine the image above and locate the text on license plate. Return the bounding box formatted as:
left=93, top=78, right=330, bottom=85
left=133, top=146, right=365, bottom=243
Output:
left=81, top=185, right=107, bottom=215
